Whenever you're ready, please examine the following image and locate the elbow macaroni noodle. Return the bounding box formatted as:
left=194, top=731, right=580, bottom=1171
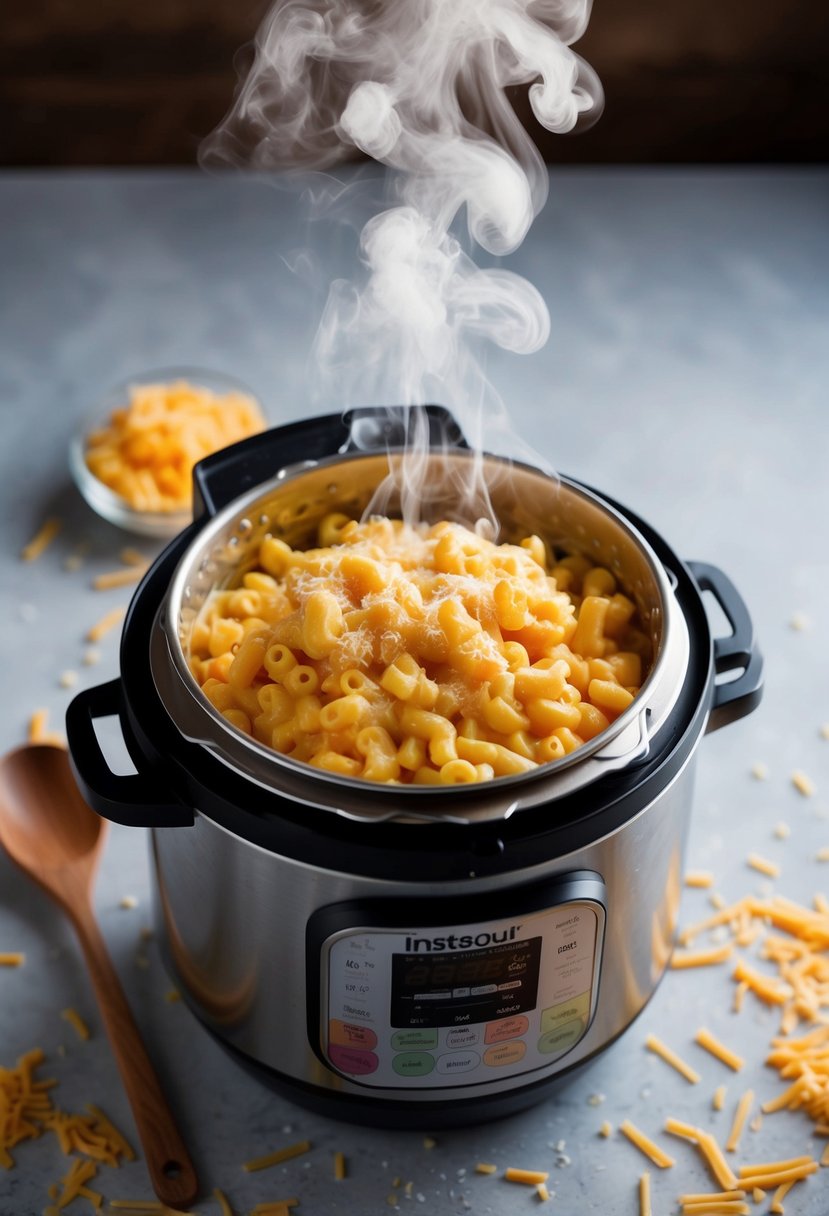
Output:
left=189, top=515, right=651, bottom=785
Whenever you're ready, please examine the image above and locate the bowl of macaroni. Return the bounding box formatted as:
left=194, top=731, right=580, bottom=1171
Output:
left=70, top=368, right=266, bottom=537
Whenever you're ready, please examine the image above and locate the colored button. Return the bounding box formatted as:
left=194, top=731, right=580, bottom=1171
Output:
left=484, top=1015, right=529, bottom=1045
left=329, top=1020, right=378, bottom=1050
left=446, top=1027, right=480, bottom=1050
left=471, top=984, right=498, bottom=995
left=328, top=1044, right=379, bottom=1076
left=540, top=991, right=591, bottom=1035
left=392, top=1052, right=435, bottom=1078
left=483, top=1040, right=527, bottom=1068
left=392, top=1029, right=439, bottom=1051
left=436, top=1051, right=480, bottom=1075
left=537, top=1018, right=584, bottom=1056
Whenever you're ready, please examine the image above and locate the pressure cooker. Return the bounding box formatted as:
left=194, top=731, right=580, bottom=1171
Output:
left=66, top=406, right=763, bottom=1128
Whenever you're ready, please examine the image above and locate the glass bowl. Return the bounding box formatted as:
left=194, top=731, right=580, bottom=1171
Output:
left=69, top=367, right=265, bottom=539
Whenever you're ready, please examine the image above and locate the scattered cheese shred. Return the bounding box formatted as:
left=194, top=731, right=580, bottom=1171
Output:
left=696, top=1132, right=739, bottom=1190
left=214, top=1198, right=234, bottom=1216
left=242, top=1139, right=311, bottom=1172
left=732, top=959, right=793, bottom=1006
left=770, top=1180, right=794, bottom=1214
left=61, top=1007, right=90, bottom=1041
left=738, top=1156, right=813, bottom=1178
left=334, top=1150, right=347, bottom=1180
left=86, top=605, right=126, bottom=642
left=725, top=1090, right=754, bottom=1152
left=537, top=1181, right=550, bottom=1201
left=685, top=871, right=715, bottom=889
left=504, top=1167, right=550, bottom=1185
left=791, top=770, right=815, bottom=797
left=815, top=847, right=829, bottom=862
left=737, top=1161, right=818, bottom=1190
left=680, top=1204, right=749, bottom=1215
left=120, top=547, right=148, bottom=567
left=774, top=822, right=791, bottom=840
left=670, top=944, right=734, bottom=969
left=645, top=1033, right=700, bottom=1083
left=746, top=853, right=780, bottom=879
left=475, top=1163, right=498, bottom=1174
left=599, top=1121, right=613, bottom=1138
left=639, top=1171, right=652, bottom=1216
left=0, top=953, right=25, bottom=967
left=712, top=1085, right=727, bottom=1111
left=619, top=1120, right=675, bottom=1168
left=21, top=517, right=61, bottom=562
left=92, top=565, right=149, bottom=591
left=678, top=1192, right=746, bottom=1204
left=249, top=1203, right=298, bottom=1215
left=695, top=1028, right=745, bottom=1072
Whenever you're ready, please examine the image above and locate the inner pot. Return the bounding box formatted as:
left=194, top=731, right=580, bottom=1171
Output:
left=152, top=448, right=689, bottom=825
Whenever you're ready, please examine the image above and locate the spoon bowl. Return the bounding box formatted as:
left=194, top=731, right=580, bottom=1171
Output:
left=0, top=745, right=103, bottom=875
left=0, top=743, right=199, bottom=1208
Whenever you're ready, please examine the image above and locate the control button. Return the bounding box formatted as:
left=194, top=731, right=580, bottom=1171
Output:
left=483, top=1040, right=527, bottom=1068
left=446, top=1027, right=480, bottom=1050
left=471, top=984, right=498, bottom=996
left=452, top=987, right=471, bottom=998
left=329, top=1020, right=378, bottom=1050
left=414, top=990, right=452, bottom=1000
left=392, top=1029, right=438, bottom=1051
left=540, top=991, right=590, bottom=1035
left=392, top=1052, right=435, bottom=1078
left=484, top=1015, right=529, bottom=1045
left=497, top=980, right=522, bottom=992
left=328, top=1043, right=379, bottom=1076
left=537, top=1018, right=584, bottom=1056
left=436, top=1051, right=480, bottom=1075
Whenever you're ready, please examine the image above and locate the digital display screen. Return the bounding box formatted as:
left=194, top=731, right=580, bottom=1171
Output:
left=390, top=937, right=542, bottom=1028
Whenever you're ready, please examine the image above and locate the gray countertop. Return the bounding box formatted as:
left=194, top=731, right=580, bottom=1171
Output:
left=1, top=168, right=828, bottom=1215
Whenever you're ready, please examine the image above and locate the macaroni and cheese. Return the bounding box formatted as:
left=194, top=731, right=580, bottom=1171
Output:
left=189, top=514, right=650, bottom=785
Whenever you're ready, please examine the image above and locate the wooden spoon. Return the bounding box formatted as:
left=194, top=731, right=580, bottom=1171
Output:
left=0, top=744, right=199, bottom=1209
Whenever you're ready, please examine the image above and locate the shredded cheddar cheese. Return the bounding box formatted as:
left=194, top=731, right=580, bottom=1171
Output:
left=645, top=1033, right=700, bottom=1083
left=21, top=517, right=61, bottom=562
left=92, top=565, right=149, bottom=591
left=84, top=378, right=264, bottom=514
left=619, top=1120, right=675, bottom=1168
left=537, top=1180, right=551, bottom=1201
left=724, top=1090, right=754, bottom=1153
left=791, top=770, right=815, bottom=797
left=0, top=953, right=25, bottom=967
left=211, top=1186, right=234, bottom=1216
left=694, top=1029, right=745, bottom=1072
left=334, top=1150, right=347, bottom=1180
left=504, top=1167, right=550, bottom=1185
left=61, top=1007, right=90, bottom=1041
left=242, top=1139, right=311, bottom=1172
left=670, top=944, right=734, bottom=969
left=475, top=1162, right=498, bottom=1174
left=712, top=1086, right=727, bottom=1111
left=747, top=853, right=780, bottom=879
left=639, top=1171, right=652, bottom=1216
left=685, top=871, right=715, bottom=889
left=86, top=605, right=126, bottom=642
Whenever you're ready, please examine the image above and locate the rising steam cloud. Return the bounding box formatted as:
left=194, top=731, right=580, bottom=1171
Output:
left=202, top=0, right=602, bottom=525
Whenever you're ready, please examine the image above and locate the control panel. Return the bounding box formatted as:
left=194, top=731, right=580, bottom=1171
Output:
left=313, top=879, right=605, bottom=1090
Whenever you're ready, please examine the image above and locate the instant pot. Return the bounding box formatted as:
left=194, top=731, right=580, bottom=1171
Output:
left=66, top=406, right=763, bottom=1128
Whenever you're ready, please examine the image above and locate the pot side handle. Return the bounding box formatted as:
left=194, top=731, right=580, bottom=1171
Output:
left=192, top=404, right=468, bottom=518
left=66, top=679, right=194, bottom=828
left=686, top=561, right=764, bottom=734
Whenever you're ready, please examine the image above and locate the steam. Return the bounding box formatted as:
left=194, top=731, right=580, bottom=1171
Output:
left=202, top=0, right=602, bottom=527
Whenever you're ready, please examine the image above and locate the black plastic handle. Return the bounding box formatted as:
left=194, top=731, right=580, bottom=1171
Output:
left=66, top=679, right=194, bottom=828
left=193, top=404, right=467, bottom=518
left=687, top=561, right=764, bottom=733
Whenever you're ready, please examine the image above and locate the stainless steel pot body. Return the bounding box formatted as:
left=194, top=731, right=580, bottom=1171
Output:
left=149, top=749, right=694, bottom=1113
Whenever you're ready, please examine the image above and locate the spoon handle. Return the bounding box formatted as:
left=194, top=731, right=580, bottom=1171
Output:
left=72, top=903, right=199, bottom=1208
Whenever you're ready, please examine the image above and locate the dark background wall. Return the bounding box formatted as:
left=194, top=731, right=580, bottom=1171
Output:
left=2, top=0, right=826, bottom=166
